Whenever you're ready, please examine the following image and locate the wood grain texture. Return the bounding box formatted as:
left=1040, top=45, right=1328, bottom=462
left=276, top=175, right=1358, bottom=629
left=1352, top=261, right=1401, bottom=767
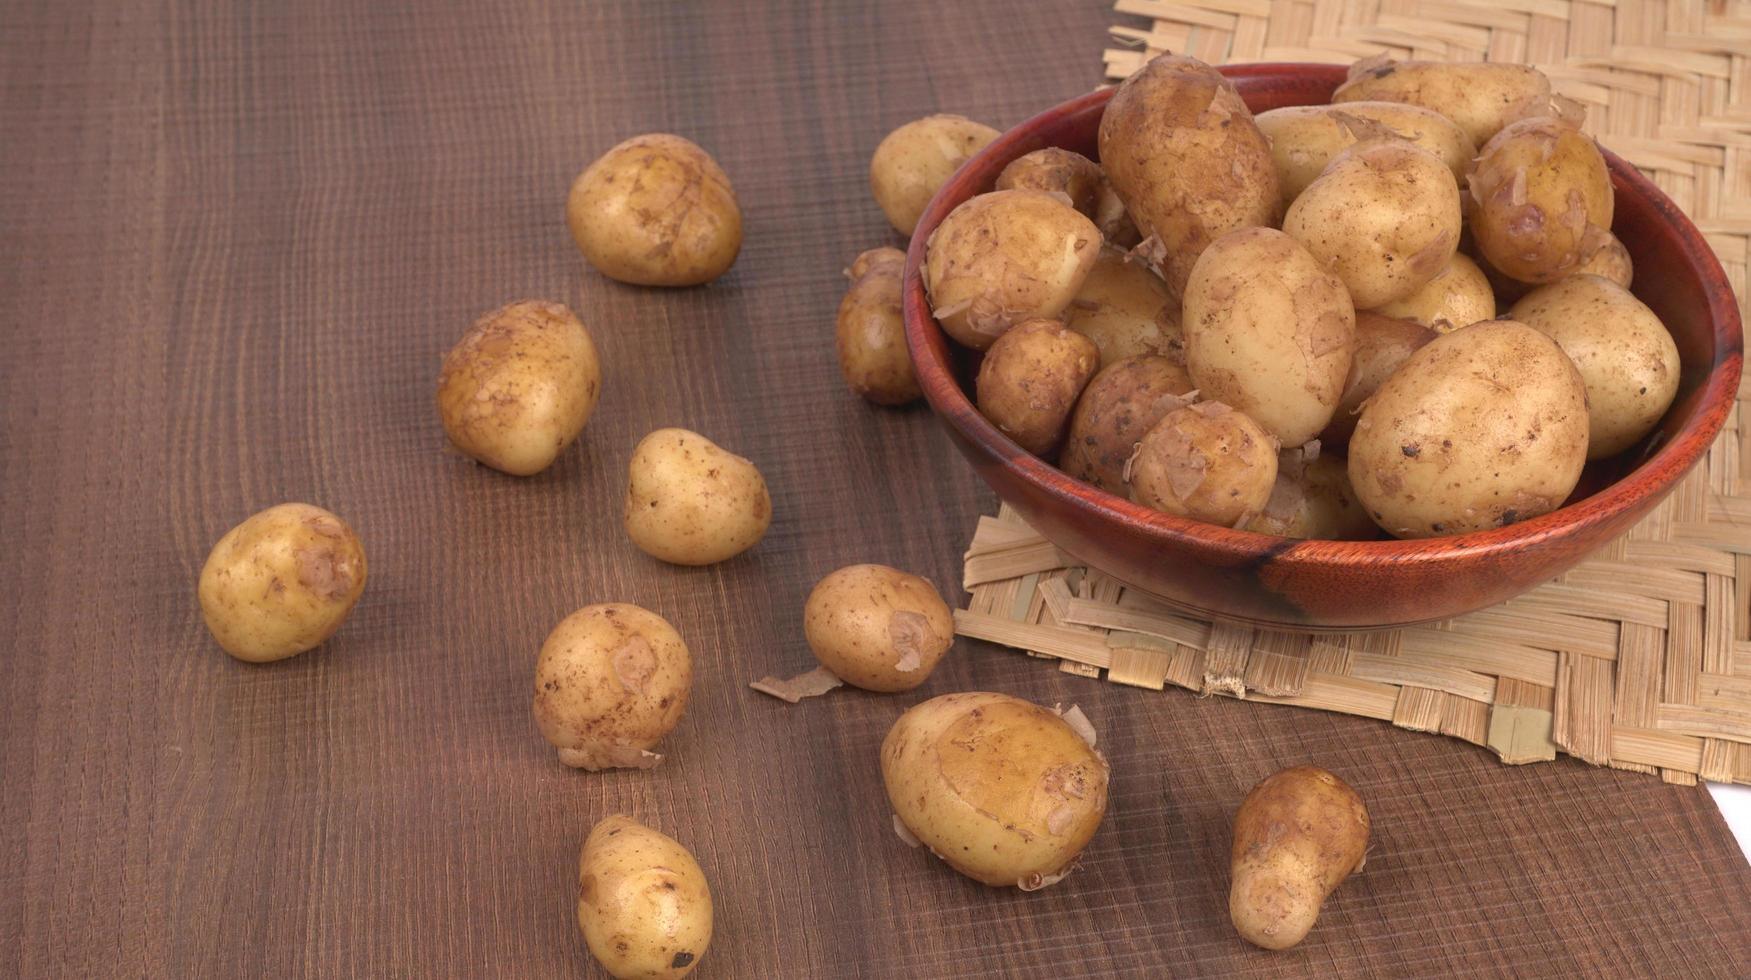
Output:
left=0, top=1, right=1747, bottom=977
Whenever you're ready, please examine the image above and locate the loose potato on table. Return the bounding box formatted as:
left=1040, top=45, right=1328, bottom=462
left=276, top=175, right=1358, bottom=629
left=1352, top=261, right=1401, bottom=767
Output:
left=567, top=134, right=741, bottom=287
left=836, top=247, right=919, bottom=406
left=1332, top=57, right=1552, bottom=147
left=1468, top=115, right=1615, bottom=285
left=436, top=300, right=602, bottom=476
left=577, top=815, right=712, bottom=979
left=624, top=428, right=771, bottom=565
left=1061, top=355, right=1196, bottom=494
left=1256, top=101, right=1475, bottom=209
left=804, top=564, right=953, bottom=692
left=996, top=147, right=1103, bottom=218
left=1129, top=402, right=1279, bottom=527
left=1372, top=253, right=1494, bottom=333
left=1319, top=311, right=1437, bottom=448
left=882, top=692, right=1109, bottom=890
left=1230, top=766, right=1371, bottom=950
left=870, top=113, right=1001, bottom=236
left=198, top=503, right=368, bottom=663
left=1061, top=246, right=1182, bottom=368
left=533, top=603, right=691, bottom=771
left=1510, top=275, right=1679, bottom=459
left=1243, top=451, right=1378, bottom=541
left=974, top=318, right=1101, bottom=458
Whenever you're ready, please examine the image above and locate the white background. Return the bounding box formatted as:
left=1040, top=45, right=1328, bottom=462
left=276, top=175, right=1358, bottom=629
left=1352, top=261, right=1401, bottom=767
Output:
left=1709, top=783, right=1751, bottom=861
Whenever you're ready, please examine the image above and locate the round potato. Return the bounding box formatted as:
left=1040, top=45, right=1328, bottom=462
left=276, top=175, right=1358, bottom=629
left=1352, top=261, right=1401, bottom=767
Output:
left=1578, top=228, right=1633, bottom=290
left=1243, top=451, right=1378, bottom=540
left=1283, top=142, right=1461, bottom=309
left=197, top=503, right=368, bottom=663
left=1183, top=227, right=1355, bottom=446
left=533, top=603, right=691, bottom=771
left=1319, top=311, right=1437, bottom=448
left=1332, top=57, right=1552, bottom=147
left=1129, top=402, right=1279, bottom=527
left=624, top=428, right=771, bottom=565
left=1510, top=275, right=1679, bottom=459
left=804, top=564, right=953, bottom=692
left=882, top=692, right=1109, bottom=890
left=1097, top=53, right=1279, bottom=298
left=436, top=300, right=602, bottom=476
left=1468, top=115, right=1614, bottom=285
left=869, top=113, right=1001, bottom=236
left=577, top=815, right=712, bottom=979
left=1062, top=246, right=1182, bottom=368
left=566, top=134, right=741, bottom=286
left=996, top=147, right=1103, bottom=218
left=1061, top=355, right=1196, bottom=494
left=974, top=318, right=1101, bottom=458
left=1349, top=320, right=1589, bottom=538
left=836, top=247, right=919, bottom=406
left=1372, top=253, right=1494, bottom=332
left=1256, top=101, right=1476, bottom=209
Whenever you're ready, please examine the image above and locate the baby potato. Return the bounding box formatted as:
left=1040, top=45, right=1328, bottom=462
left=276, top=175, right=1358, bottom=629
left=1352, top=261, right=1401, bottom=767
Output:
left=1468, top=115, right=1614, bottom=285
left=924, top=190, right=1102, bottom=350
left=1256, top=101, right=1475, bottom=209
left=974, top=318, right=1101, bottom=458
left=577, top=815, right=712, bottom=979
left=1283, top=142, right=1461, bottom=308
left=1578, top=228, right=1633, bottom=290
left=1062, top=246, right=1182, bottom=368
left=1093, top=178, right=1141, bottom=248
left=804, top=564, right=953, bottom=692
left=1097, top=53, right=1279, bottom=298
left=996, top=147, right=1103, bottom=218
left=1349, top=320, right=1589, bottom=538
left=882, top=692, right=1109, bottom=890
left=1183, top=227, right=1355, bottom=447
left=1319, top=312, right=1437, bottom=448
left=533, top=603, right=691, bottom=771
left=836, top=247, right=919, bottom=406
left=566, top=134, right=741, bottom=287
left=197, top=503, right=368, bottom=663
left=1230, top=766, right=1370, bottom=950
left=870, top=113, right=1001, bottom=236
left=1129, top=402, right=1279, bottom=527
left=624, top=428, right=771, bottom=565
left=1244, top=451, right=1378, bottom=540
left=1332, top=57, right=1552, bottom=147
left=1372, top=253, right=1495, bottom=333
left=1061, top=355, right=1196, bottom=494
left=1510, top=275, right=1679, bottom=459
left=436, top=300, right=602, bottom=476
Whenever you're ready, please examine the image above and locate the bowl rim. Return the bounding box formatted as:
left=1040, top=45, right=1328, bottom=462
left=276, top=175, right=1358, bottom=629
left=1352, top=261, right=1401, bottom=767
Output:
left=903, top=62, right=1744, bottom=567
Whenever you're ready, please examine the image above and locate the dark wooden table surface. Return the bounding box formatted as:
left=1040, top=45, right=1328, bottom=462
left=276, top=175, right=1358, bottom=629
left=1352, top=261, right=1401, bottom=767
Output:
left=4, top=1, right=1750, bottom=976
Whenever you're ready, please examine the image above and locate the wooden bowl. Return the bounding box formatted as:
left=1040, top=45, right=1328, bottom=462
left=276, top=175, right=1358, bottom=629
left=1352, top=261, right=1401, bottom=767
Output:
left=903, top=63, right=1743, bottom=630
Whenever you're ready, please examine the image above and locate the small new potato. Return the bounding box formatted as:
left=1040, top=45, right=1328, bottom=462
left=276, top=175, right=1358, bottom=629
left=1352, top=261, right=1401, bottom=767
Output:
left=1579, top=228, right=1633, bottom=290
left=577, top=816, right=712, bottom=979
left=1061, top=355, right=1196, bottom=494
left=975, top=319, right=1101, bottom=458
left=1319, top=312, right=1437, bottom=448
left=1372, top=253, right=1495, bottom=333
left=1244, top=451, right=1378, bottom=540
left=1256, top=101, right=1475, bottom=208
left=870, top=113, right=1001, bottom=235
left=1183, top=227, right=1355, bottom=447
left=1129, top=402, right=1279, bottom=527
left=198, top=503, right=368, bottom=663
left=624, top=428, right=771, bottom=565
left=1510, top=275, right=1679, bottom=458
left=996, top=147, right=1104, bottom=218
left=836, top=247, right=919, bottom=406
left=1093, top=178, right=1141, bottom=248
left=1062, top=246, right=1182, bottom=368
left=1230, top=766, right=1370, bottom=951
left=436, top=300, right=602, bottom=476
left=882, top=692, right=1109, bottom=889
left=1332, top=57, right=1552, bottom=147
left=567, top=134, right=741, bottom=286
left=1349, top=320, right=1590, bottom=537
left=1469, top=116, right=1614, bottom=285
left=804, top=564, right=953, bottom=692
left=533, top=603, right=691, bottom=771
left=924, top=190, right=1102, bottom=350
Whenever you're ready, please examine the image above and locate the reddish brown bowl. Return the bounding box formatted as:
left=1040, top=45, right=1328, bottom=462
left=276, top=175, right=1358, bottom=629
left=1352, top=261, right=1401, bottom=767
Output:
left=903, top=63, right=1742, bottom=630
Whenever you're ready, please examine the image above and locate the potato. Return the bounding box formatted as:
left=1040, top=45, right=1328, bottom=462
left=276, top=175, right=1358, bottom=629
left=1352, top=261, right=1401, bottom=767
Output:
left=1283, top=142, right=1461, bottom=308
left=1319, top=311, right=1437, bottom=448
left=1578, top=227, right=1633, bottom=290
left=923, top=190, right=1101, bottom=350
left=577, top=815, right=712, bottom=979
left=869, top=113, right=1001, bottom=236
left=1349, top=320, right=1589, bottom=538
left=1061, top=246, right=1182, bottom=368
left=882, top=692, right=1108, bottom=889
left=996, top=147, right=1103, bottom=218
left=974, top=319, right=1100, bottom=458
left=436, top=300, right=602, bottom=476
left=836, top=247, right=919, bottom=406
left=1510, top=275, right=1679, bottom=458
left=1183, top=227, right=1355, bottom=446
left=566, top=134, right=741, bottom=286
left=1128, top=402, right=1279, bottom=527
left=1061, top=355, right=1196, bottom=494
left=803, top=564, right=953, bottom=692
left=1256, top=101, right=1476, bottom=209
left=1468, top=115, right=1614, bottom=285
left=624, top=428, right=771, bottom=565
left=1332, top=57, right=1552, bottom=147
left=197, top=503, right=368, bottom=663
left=1230, top=767, right=1370, bottom=950
left=1097, top=53, right=1279, bottom=298
left=532, top=603, right=690, bottom=771
left=1372, top=253, right=1494, bottom=333
left=1244, top=451, right=1378, bottom=540
left=1093, top=178, right=1141, bottom=248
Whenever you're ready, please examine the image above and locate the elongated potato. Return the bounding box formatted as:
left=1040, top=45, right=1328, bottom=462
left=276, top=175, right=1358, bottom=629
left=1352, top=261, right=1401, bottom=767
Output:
left=567, top=134, right=741, bottom=287
left=198, top=503, right=368, bottom=663
left=1061, top=355, right=1196, bottom=494
left=1244, top=450, right=1378, bottom=540
left=577, top=816, right=712, bottom=979
left=1332, top=57, right=1552, bottom=147
left=1256, top=101, right=1475, bottom=209
left=870, top=114, right=1001, bottom=235
left=1319, top=311, right=1437, bottom=448
left=974, top=319, right=1100, bottom=458
left=996, top=147, right=1104, bottom=218
left=1469, top=115, right=1615, bottom=285
left=836, top=247, right=919, bottom=406
left=533, top=603, right=691, bottom=771
left=1372, top=254, right=1494, bottom=333
left=1062, top=246, right=1182, bottom=368
left=804, top=564, right=953, bottom=692
left=1129, top=402, right=1279, bottom=527
left=624, top=428, right=771, bottom=565
left=1230, top=767, right=1370, bottom=950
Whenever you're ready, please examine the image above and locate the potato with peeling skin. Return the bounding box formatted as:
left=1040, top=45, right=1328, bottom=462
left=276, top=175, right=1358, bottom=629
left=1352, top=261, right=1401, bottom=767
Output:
left=1319, top=312, right=1437, bottom=449
left=1332, top=57, right=1552, bottom=147
left=996, top=147, right=1104, bottom=218
left=1372, top=253, right=1494, bottom=333
left=836, top=247, right=919, bottom=406
left=198, top=503, right=368, bottom=663
left=533, top=604, right=691, bottom=771
left=882, top=692, right=1109, bottom=889
left=1243, top=452, right=1379, bottom=541
left=1468, top=115, right=1614, bottom=286
left=624, top=428, right=771, bottom=565
left=1256, top=101, right=1476, bottom=209
left=567, top=134, right=741, bottom=287
left=869, top=113, right=1001, bottom=236
left=1062, top=246, right=1183, bottom=369
left=1061, top=355, right=1196, bottom=494
left=975, top=318, right=1101, bottom=458
left=1128, top=403, right=1279, bottom=527
left=1093, top=179, right=1141, bottom=248
left=577, top=815, right=712, bottom=979
left=803, top=564, right=953, bottom=692
left=1230, top=766, right=1371, bottom=950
